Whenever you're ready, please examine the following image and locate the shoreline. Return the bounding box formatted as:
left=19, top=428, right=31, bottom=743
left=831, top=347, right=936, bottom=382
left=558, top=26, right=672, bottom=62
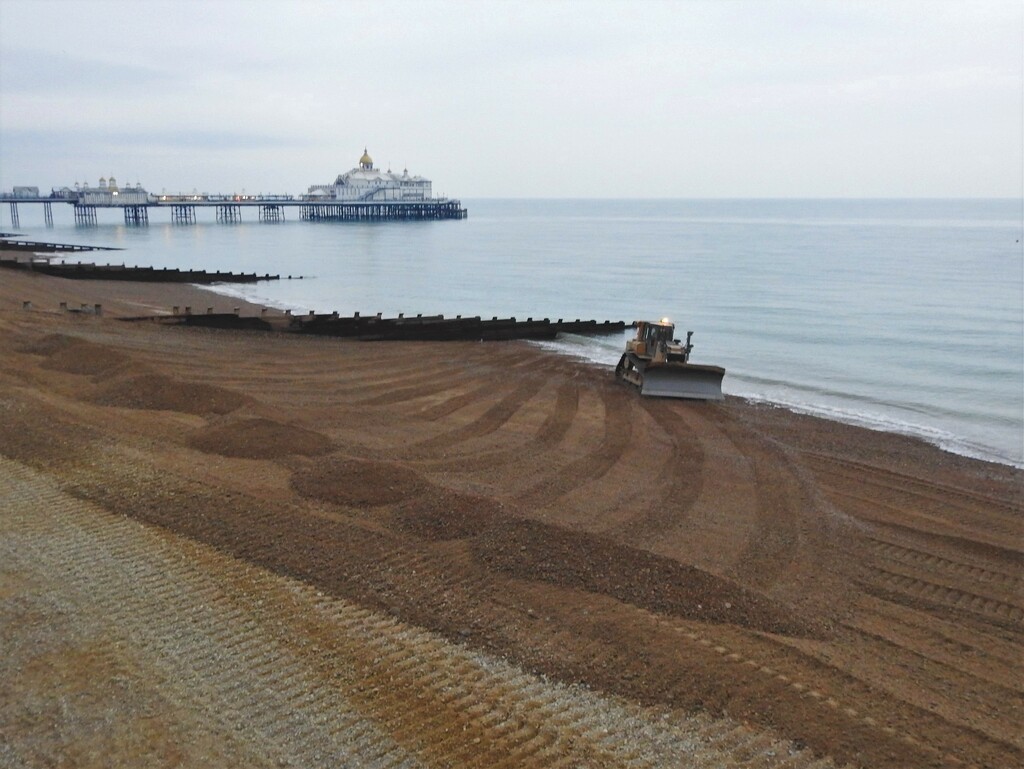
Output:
left=1, top=265, right=1021, bottom=767
left=533, top=326, right=1023, bottom=471
left=6, top=255, right=1020, bottom=470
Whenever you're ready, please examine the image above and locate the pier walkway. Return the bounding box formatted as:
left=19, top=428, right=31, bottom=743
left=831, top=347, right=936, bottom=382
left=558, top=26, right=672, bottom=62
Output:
left=1, top=194, right=467, bottom=227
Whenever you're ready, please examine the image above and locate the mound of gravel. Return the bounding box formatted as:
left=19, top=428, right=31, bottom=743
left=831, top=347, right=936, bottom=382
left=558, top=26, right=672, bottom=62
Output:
left=40, top=338, right=130, bottom=376
left=291, top=457, right=428, bottom=507
left=473, top=517, right=824, bottom=638
left=90, top=373, right=250, bottom=416
left=189, top=418, right=333, bottom=459
left=19, top=333, right=78, bottom=356
left=393, top=488, right=505, bottom=540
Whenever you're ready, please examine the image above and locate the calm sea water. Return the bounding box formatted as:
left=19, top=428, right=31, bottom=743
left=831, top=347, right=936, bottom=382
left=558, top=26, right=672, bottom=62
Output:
left=5, top=198, right=1022, bottom=467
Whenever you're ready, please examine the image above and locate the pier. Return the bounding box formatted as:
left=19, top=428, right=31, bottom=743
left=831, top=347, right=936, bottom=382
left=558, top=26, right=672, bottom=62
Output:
left=1, top=192, right=468, bottom=227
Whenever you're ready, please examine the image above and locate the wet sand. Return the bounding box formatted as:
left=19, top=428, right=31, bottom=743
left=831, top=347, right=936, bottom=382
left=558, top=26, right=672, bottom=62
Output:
left=1, top=266, right=1021, bottom=768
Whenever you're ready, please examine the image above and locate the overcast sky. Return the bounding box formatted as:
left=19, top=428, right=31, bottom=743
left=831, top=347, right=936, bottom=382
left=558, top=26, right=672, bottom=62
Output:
left=0, top=0, right=1020, bottom=198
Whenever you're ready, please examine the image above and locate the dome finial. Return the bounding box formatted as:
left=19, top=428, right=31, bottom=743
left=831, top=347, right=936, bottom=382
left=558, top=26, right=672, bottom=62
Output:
left=359, top=148, right=373, bottom=169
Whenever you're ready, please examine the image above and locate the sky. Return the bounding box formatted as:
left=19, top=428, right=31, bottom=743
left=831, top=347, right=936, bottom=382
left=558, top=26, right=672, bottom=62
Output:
left=0, top=0, right=1021, bottom=198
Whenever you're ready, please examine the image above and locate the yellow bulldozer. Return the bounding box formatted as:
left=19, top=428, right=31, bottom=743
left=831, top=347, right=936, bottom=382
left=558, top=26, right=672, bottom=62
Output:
left=615, top=319, right=725, bottom=400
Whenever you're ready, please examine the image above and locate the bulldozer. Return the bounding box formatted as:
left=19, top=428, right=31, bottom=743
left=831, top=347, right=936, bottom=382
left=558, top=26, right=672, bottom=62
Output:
left=615, top=319, right=725, bottom=400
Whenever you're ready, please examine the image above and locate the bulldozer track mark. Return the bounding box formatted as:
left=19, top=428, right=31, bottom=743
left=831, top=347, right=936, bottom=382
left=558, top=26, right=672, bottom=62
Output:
left=844, top=611, right=1024, bottom=696
left=859, top=566, right=1024, bottom=628
left=599, top=399, right=712, bottom=547
left=856, top=593, right=1024, bottom=668
left=402, top=376, right=550, bottom=456
left=514, top=386, right=634, bottom=509
left=2, top=455, right=853, bottom=769
left=39, top=448, right=889, bottom=765
left=407, top=378, right=521, bottom=423
left=356, top=373, right=481, bottom=407
left=804, top=452, right=1022, bottom=520
left=862, top=518, right=1024, bottom=571
left=826, top=628, right=1024, bottom=754
left=9, top=415, right=1015, bottom=769
left=4, top=314, right=1018, bottom=769
left=700, top=404, right=835, bottom=593
left=647, top=615, right=986, bottom=768
left=867, top=537, right=1022, bottom=593
left=821, top=486, right=1021, bottom=561
left=343, top=355, right=524, bottom=407
left=533, top=378, right=580, bottom=448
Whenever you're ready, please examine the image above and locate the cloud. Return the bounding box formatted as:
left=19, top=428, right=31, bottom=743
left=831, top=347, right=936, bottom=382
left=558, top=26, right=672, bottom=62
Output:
left=0, top=48, right=181, bottom=94
left=1, top=127, right=312, bottom=156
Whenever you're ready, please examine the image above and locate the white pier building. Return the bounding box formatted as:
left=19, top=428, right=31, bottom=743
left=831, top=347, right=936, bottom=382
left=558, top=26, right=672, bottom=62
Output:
left=305, top=149, right=433, bottom=202
left=75, top=176, right=151, bottom=206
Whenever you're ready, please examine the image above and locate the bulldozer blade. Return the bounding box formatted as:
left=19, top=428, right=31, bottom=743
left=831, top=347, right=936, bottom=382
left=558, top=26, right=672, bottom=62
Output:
left=640, top=364, right=725, bottom=400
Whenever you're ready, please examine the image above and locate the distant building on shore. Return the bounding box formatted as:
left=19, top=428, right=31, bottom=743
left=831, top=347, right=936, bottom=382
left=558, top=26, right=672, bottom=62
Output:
left=305, top=149, right=435, bottom=202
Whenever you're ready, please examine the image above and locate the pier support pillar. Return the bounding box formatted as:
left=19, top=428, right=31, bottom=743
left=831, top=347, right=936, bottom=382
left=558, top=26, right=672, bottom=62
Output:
left=259, top=204, right=284, bottom=222
left=216, top=204, right=241, bottom=223
left=171, top=205, right=196, bottom=225
left=8, top=202, right=19, bottom=228
left=43, top=202, right=53, bottom=227
left=123, top=205, right=149, bottom=226
left=73, top=205, right=97, bottom=226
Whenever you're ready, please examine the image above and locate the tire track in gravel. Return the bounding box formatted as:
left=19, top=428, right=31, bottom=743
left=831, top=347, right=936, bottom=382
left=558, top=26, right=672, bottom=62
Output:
left=46, top=439, right=946, bottom=768
left=804, top=453, right=1022, bottom=533
left=820, top=485, right=1021, bottom=561
left=824, top=625, right=1024, bottom=752
left=513, top=385, right=635, bottom=510
left=857, top=565, right=1024, bottom=628
left=866, top=537, right=1022, bottom=600
left=595, top=397, right=708, bottom=546
left=402, top=375, right=550, bottom=457
left=850, top=595, right=1024, bottom=688
left=402, top=377, right=583, bottom=480
left=842, top=611, right=1024, bottom=713
left=0, top=455, right=849, bottom=769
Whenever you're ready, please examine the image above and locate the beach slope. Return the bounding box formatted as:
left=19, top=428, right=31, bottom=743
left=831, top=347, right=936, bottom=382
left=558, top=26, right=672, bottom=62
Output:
left=1, top=269, right=1021, bottom=769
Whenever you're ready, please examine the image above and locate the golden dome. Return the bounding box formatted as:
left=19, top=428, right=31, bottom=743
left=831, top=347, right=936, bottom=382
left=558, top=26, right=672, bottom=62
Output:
left=359, top=148, right=373, bottom=168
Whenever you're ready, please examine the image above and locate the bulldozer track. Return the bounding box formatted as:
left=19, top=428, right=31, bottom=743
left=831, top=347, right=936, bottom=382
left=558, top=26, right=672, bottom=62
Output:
left=3, top=309, right=1020, bottom=769
left=46, top=441, right=969, bottom=768
left=403, top=375, right=552, bottom=456
left=803, top=451, right=1023, bottom=521
left=858, top=565, right=1024, bottom=628
left=821, top=625, right=1024, bottom=753
left=0, top=454, right=847, bottom=769
left=513, top=386, right=635, bottom=510
left=843, top=604, right=1024, bottom=695
left=819, top=485, right=1020, bottom=559
left=866, top=536, right=1022, bottom=593
left=532, top=378, right=581, bottom=448
left=646, top=614, right=1001, bottom=769
left=854, top=593, right=1024, bottom=668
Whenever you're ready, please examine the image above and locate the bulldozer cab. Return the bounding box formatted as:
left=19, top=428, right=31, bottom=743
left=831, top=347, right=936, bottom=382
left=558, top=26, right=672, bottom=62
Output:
left=630, top=321, right=676, bottom=360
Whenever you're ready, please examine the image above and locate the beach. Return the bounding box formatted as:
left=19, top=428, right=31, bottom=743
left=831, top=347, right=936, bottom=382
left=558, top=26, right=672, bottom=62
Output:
left=1, top=265, right=1021, bottom=768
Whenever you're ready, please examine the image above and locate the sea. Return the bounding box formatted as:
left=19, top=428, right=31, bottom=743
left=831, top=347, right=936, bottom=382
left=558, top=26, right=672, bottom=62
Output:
left=5, top=198, right=1022, bottom=468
